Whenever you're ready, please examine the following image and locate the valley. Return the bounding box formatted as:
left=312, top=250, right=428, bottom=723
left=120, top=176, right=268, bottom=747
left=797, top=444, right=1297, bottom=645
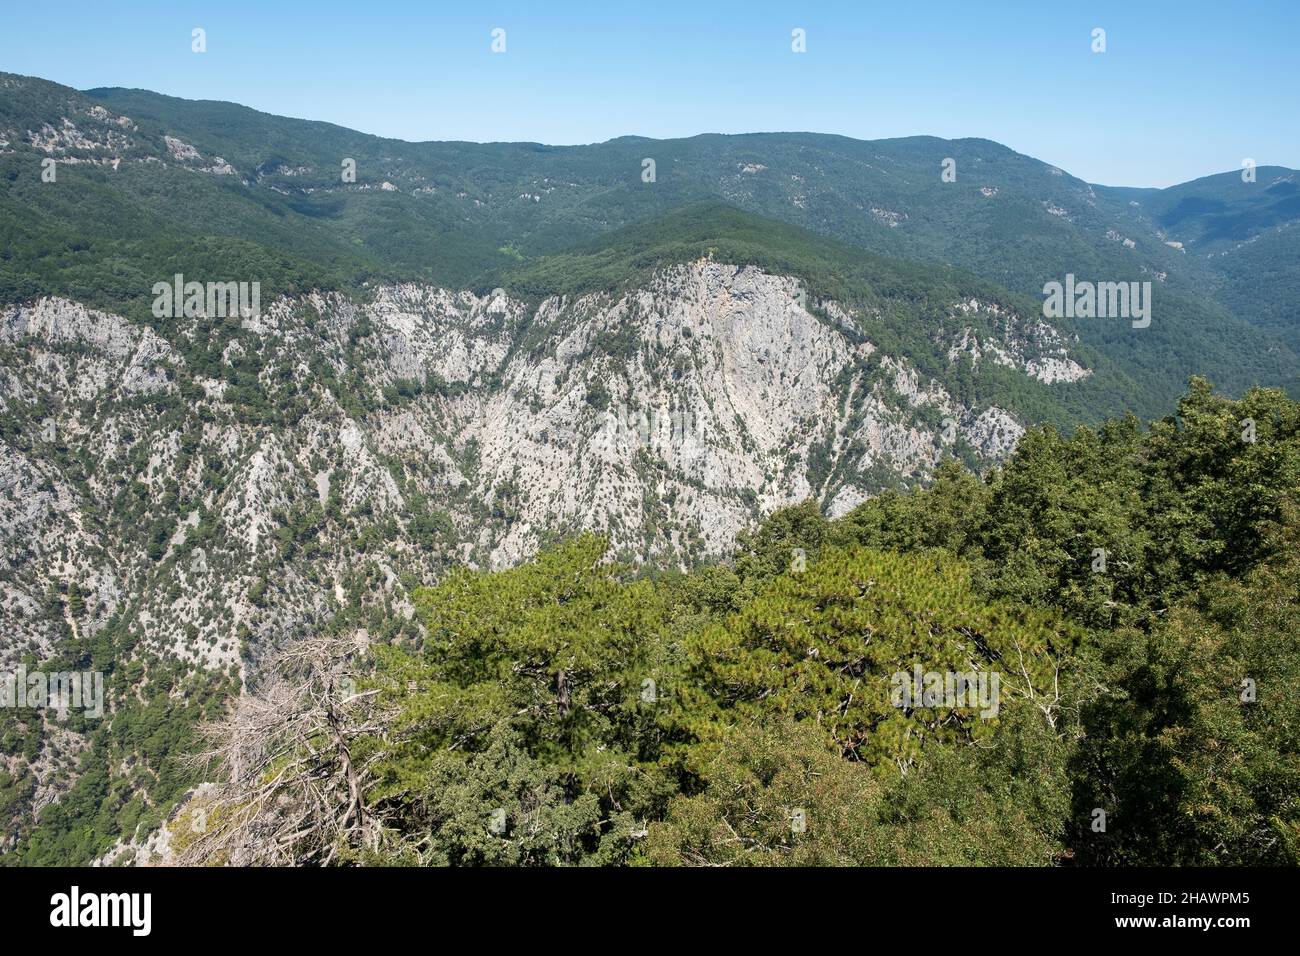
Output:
left=0, top=68, right=1297, bottom=868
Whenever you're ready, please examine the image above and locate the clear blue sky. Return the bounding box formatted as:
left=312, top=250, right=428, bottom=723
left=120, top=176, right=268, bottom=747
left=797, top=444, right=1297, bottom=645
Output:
left=2, top=0, right=1296, bottom=187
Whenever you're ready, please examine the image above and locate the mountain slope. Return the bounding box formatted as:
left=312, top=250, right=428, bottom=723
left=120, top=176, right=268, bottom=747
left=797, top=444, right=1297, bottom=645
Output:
left=2, top=69, right=1298, bottom=863
left=1096, top=168, right=1300, bottom=350
left=2, top=71, right=1297, bottom=421
left=1, top=250, right=1095, bottom=858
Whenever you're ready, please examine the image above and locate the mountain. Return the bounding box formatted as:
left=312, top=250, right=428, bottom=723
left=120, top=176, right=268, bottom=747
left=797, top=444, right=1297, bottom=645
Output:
left=3, top=71, right=1299, bottom=419
left=1, top=70, right=1299, bottom=865
left=1095, top=168, right=1300, bottom=349
left=2, top=244, right=1095, bottom=859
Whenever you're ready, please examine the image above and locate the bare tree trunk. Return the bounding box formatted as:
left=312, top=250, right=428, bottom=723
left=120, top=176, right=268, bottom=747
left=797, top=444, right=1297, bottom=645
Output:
left=555, top=668, right=571, bottom=717
left=175, top=635, right=392, bottom=866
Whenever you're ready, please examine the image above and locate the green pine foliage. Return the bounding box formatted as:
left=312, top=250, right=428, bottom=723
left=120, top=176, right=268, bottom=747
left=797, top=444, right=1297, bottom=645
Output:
left=336, top=379, right=1300, bottom=866
left=10, top=381, right=1293, bottom=866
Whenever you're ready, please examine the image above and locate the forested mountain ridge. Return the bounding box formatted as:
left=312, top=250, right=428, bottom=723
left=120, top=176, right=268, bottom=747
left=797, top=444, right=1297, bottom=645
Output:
left=1, top=69, right=1298, bottom=868
left=3, top=71, right=1298, bottom=419
left=1095, top=169, right=1300, bottom=350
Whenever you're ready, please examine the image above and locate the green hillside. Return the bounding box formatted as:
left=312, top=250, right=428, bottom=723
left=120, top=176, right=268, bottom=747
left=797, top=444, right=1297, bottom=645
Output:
left=157, top=379, right=1300, bottom=868
left=2, top=70, right=1298, bottom=420
left=1096, top=169, right=1300, bottom=350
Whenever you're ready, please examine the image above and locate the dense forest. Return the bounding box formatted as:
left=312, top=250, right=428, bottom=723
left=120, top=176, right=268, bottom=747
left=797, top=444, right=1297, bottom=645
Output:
left=157, top=378, right=1299, bottom=866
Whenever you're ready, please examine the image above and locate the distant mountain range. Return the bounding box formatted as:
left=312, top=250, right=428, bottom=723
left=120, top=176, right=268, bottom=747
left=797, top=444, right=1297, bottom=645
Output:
left=2, top=69, right=1299, bottom=863
left=3, top=70, right=1299, bottom=422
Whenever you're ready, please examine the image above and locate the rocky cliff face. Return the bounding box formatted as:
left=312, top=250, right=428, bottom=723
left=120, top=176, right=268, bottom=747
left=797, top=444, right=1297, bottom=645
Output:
left=0, top=261, right=1085, bottom=847
left=1, top=260, right=1088, bottom=668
